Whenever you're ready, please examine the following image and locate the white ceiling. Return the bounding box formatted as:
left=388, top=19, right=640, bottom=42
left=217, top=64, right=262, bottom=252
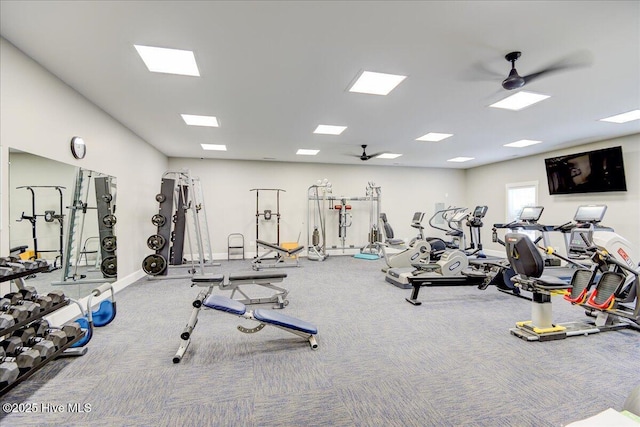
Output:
left=1, top=1, right=639, bottom=169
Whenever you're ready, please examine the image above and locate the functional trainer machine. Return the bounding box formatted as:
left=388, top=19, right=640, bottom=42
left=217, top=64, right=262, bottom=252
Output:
left=173, top=274, right=318, bottom=363
left=307, top=180, right=332, bottom=261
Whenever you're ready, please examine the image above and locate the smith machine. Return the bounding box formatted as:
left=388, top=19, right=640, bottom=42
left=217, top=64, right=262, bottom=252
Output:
left=142, top=170, right=216, bottom=279
left=54, top=169, right=117, bottom=285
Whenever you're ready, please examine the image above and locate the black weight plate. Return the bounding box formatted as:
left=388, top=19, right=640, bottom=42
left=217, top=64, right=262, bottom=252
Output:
left=151, top=214, right=166, bottom=227
left=101, top=236, right=117, bottom=252
left=102, top=214, right=117, bottom=227
left=101, top=256, right=117, bottom=278
left=142, top=254, right=166, bottom=276
left=147, top=234, right=166, bottom=251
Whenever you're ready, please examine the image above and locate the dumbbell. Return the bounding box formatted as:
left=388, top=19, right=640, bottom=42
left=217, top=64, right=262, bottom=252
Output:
left=0, top=360, right=19, bottom=387
left=3, top=292, right=53, bottom=311
left=31, top=319, right=82, bottom=344
left=0, top=340, right=42, bottom=369
left=10, top=286, right=66, bottom=308
left=0, top=299, right=40, bottom=323
left=0, top=312, right=16, bottom=330
left=10, top=330, right=57, bottom=359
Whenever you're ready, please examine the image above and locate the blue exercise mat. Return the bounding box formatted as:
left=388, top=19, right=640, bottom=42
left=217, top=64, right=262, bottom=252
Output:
left=353, top=253, right=379, bottom=260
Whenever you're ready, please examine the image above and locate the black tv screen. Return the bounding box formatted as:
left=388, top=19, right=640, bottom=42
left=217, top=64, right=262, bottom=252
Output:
left=544, top=146, right=627, bottom=195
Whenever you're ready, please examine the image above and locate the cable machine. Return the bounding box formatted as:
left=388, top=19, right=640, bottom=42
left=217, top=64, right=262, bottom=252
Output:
left=250, top=188, right=285, bottom=257
left=360, top=182, right=382, bottom=255
left=307, top=179, right=332, bottom=261
left=15, top=185, right=66, bottom=270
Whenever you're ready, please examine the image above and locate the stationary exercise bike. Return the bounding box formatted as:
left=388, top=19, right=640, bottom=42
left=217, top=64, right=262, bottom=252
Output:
left=379, top=212, right=433, bottom=271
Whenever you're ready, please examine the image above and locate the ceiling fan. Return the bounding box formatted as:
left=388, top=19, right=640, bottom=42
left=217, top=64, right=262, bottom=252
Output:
left=350, top=145, right=385, bottom=161
left=501, top=50, right=590, bottom=90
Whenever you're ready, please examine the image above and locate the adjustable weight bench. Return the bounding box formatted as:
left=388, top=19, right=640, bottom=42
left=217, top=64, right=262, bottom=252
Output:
left=173, top=276, right=318, bottom=363
left=193, top=270, right=289, bottom=309
left=252, top=239, right=304, bottom=271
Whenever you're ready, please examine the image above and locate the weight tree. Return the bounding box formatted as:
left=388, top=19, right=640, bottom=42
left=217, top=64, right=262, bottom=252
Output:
left=250, top=188, right=285, bottom=257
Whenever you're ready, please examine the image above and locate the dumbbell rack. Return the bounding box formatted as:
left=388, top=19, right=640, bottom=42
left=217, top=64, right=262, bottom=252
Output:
left=1, top=268, right=85, bottom=396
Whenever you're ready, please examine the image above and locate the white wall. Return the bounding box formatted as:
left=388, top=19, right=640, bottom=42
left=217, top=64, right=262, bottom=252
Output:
left=0, top=37, right=168, bottom=286
left=466, top=134, right=640, bottom=256
left=8, top=152, right=78, bottom=259
left=167, top=158, right=467, bottom=257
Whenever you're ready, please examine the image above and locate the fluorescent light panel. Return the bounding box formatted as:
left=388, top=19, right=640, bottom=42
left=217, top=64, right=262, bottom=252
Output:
left=181, top=114, right=219, bottom=127
left=296, top=149, right=319, bottom=155
left=599, top=109, right=640, bottom=123
left=201, top=144, right=226, bottom=151
left=503, top=139, right=542, bottom=148
left=376, top=153, right=402, bottom=159
left=314, top=125, right=347, bottom=135
left=490, top=91, right=550, bottom=111
left=447, top=157, right=474, bottom=163
left=416, top=132, right=453, bottom=142
left=134, top=45, right=200, bottom=76
left=349, top=71, right=407, bottom=95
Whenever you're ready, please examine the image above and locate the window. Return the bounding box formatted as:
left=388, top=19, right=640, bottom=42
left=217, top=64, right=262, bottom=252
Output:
left=506, top=181, right=538, bottom=239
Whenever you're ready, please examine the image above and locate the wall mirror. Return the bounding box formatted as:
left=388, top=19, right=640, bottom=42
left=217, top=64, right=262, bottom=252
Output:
left=8, top=149, right=117, bottom=299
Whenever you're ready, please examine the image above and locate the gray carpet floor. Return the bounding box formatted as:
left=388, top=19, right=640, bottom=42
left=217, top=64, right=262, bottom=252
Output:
left=1, top=255, right=638, bottom=426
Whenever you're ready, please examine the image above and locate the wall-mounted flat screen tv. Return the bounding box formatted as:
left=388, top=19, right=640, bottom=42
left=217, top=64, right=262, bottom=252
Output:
left=544, top=146, right=627, bottom=195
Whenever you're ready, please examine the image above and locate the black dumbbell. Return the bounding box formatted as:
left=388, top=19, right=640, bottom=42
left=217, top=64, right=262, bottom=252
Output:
left=31, top=320, right=81, bottom=343
left=0, top=299, right=38, bottom=323
left=0, top=340, right=42, bottom=370
left=11, top=329, right=58, bottom=358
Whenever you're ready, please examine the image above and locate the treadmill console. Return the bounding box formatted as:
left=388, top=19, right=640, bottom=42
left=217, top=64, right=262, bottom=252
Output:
left=518, top=206, right=544, bottom=222
left=574, top=205, right=607, bottom=224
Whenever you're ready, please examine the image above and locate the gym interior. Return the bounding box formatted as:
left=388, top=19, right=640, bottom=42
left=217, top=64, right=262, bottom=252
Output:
left=0, top=2, right=639, bottom=426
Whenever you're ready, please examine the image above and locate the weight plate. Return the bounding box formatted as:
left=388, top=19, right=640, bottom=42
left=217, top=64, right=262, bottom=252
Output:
left=155, top=193, right=166, bottom=203
left=101, top=256, right=117, bottom=278
left=151, top=214, right=166, bottom=227
left=101, top=235, right=117, bottom=252
left=142, top=254, right=167, bottom=276
left=147, top=234, right=166, bottom=251
left=102, top=214, right=117, bottom=228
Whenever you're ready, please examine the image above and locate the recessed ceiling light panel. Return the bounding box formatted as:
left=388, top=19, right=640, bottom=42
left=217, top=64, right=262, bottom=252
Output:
left=181, top=114, right=219, bottom=127
left=447, top=157, right=474, bottom=163
left=348, top=71, right=407, bottom=95
left=201, top=144, right=226, bottom=151
left=314, top=125, right=347, bottom=135
left=599, top=109, right=640, bottom=123
left=416, top=132, right=453, bottom=142
left=296, top=149, right=319, bottom=155
left=376, top=153, right=402, bottom=159
left=489, top=91, right=550, bottom=111
left=134, top=45, right=200, bottom=76
left=503, top=139, right=542, bottom=148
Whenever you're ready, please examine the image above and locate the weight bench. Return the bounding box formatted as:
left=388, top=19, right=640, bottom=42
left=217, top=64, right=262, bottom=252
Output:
left=252, top=239, right=304, bottom=270
left=193, top=270, right=289, bottom=309
left=173, top=276, right=318, bottom=363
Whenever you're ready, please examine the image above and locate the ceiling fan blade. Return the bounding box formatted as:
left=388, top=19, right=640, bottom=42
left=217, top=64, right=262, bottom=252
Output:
left=522, top=50, right=593, bottom=84
left=367, top=152, right=387, bottom=158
